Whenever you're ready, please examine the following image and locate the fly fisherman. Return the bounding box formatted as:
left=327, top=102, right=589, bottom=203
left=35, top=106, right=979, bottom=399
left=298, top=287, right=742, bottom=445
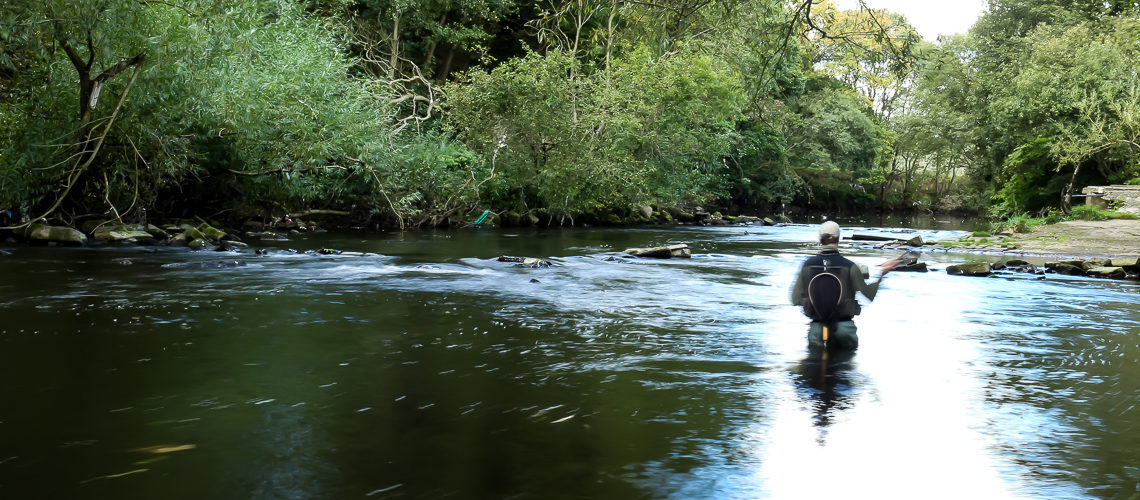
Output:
left=791, top=221, right=900, bottom=350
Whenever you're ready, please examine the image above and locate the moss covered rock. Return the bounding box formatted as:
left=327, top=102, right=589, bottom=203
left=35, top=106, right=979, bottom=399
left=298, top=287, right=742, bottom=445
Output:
left=197, top=224, right=228, bottom=242
left=946, top=262, right=992, bottom=277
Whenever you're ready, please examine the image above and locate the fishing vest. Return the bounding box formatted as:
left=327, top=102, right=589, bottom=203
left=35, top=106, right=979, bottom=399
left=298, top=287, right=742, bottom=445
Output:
left=798, top=253, right=860, bottom=322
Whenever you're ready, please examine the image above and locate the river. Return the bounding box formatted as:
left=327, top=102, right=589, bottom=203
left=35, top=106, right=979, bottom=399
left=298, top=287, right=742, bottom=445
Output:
left=1, top=218, right=1138, bottom=499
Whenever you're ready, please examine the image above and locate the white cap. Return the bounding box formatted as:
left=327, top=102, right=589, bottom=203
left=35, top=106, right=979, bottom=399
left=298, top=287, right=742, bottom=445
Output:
left=820, top=221, right=840, bottom=239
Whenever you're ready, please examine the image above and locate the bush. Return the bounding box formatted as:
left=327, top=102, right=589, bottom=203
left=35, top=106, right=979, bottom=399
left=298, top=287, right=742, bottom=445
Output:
left=1068, top=205, right=1112, bottom=221
left=991, top=213, right=1043, bottom=233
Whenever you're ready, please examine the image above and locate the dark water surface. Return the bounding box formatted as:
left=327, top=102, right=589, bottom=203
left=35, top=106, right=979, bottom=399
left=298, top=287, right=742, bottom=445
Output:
left=1, top=221, right=1138, bottom=499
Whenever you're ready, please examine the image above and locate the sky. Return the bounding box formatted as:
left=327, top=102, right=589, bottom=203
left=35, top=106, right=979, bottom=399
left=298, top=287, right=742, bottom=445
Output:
left=831, top=0, right=990, bottom=41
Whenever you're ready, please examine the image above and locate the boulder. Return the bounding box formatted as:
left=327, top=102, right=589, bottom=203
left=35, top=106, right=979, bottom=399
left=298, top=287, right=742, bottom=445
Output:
left=168, top=232, right=190, bottom=247
left=81, top=220, right=110, bottom=234
left=1087, top=267, right=1128, bottom=279
left=197, top=223, right=229, bottom=242
left=1045, top=262, right=1086, bottom=276
left=27, top=224, right=87, bottom=246
left=905, top=236, right=924, bottom=247
left=636, top=205, right=653, bottom=218
left=1080, top=258, right=1110, bottom=271
left=180, top=225, right=206, bottom=241
left=893, top=262, right=928, bottom=272
left=187, top=238, right=209, bottom=250
left=1003, top=260, right=1041, bottom=274
left=762, top=217, right=775, bottom=226
left=623, top=244, right=691, bottom=259
left=946, top=262, right=992, bottom=277
left=97, top=228, right=156, bottom=245
left=1110, top=257, right=1140, bottom=270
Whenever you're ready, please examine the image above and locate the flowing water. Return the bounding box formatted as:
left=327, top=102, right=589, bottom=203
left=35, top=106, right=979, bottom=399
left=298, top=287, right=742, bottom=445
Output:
left=1, top=219, right=1138, bottom=499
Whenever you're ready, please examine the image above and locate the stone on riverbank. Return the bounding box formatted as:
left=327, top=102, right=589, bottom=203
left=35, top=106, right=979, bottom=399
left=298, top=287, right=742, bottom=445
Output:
left=623, top=244, right=691, bottom=259
left=947, top=262, right=992, bottom=276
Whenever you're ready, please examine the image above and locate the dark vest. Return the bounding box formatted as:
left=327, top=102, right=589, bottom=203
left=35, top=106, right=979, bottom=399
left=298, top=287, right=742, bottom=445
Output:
left=798, top=250, right=861, bottom=321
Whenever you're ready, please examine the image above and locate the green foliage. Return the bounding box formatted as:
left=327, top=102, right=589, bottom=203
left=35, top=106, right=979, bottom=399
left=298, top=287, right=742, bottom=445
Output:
left=4, top=0, right=1134, bottom=228
left=445, top=46, right=742, bottom=216
left=1068, top=205, right=1111, bottom=221
left=991, top=213, right=1043, bottom=234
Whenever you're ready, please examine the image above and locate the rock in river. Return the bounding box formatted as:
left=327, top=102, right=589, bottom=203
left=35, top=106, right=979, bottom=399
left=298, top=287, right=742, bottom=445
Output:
left=946, top=262, right=992, bottom=277
left=498, top=256, right=552, bottom=268
left=1045, top=262, right=1086, bottom=276
left=623, top=244, right=691, bottom=259
left=1087, top=267, right=1128, bottom=279
left=892, top=262, right=928, bottom=272
left=26, top=224, right=87, bottom=246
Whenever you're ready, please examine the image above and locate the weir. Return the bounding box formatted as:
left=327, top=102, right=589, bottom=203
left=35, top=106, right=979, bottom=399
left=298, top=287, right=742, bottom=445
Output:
left=1082, top=185, right=1140, bottom=214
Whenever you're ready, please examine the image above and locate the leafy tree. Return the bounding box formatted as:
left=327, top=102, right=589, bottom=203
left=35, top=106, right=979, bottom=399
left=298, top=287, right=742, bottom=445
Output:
left=445, top=45, right=741, bottom=220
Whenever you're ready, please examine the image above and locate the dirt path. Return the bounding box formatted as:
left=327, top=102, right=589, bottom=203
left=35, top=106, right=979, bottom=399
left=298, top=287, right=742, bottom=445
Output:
left=1005, top=219, right=1140, bottom=258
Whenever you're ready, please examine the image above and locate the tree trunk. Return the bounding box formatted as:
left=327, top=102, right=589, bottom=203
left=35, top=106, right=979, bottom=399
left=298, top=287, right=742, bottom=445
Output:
left=388, top=10, right=401, bottom=80
left=422, top=12, right=447, bottom=75
left=440, top=45, right=457, bottom=80
left=1062, top=162, right=1082, bottom=214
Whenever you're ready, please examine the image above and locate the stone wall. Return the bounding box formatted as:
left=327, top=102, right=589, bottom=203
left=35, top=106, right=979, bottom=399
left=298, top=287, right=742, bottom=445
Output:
left=1082, top=185, right=1140, bottom=214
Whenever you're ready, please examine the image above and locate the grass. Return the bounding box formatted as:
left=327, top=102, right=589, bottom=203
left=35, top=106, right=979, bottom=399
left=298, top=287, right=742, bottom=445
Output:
left=991, top=206, right=1139, bottom=234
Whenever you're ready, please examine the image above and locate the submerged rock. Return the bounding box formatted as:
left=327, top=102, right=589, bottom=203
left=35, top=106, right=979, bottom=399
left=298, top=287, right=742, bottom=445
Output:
left=946, top=262, right=992, bottom=277
left=498, top=255, right=552, bottom=268
left=161, top=260, right=247, bottom=269
left=623, top=244, right=691, bottom=259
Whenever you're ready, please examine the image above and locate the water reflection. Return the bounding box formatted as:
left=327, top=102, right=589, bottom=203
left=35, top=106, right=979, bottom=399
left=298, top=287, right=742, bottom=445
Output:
left=795, top=349, right=859, bottom=444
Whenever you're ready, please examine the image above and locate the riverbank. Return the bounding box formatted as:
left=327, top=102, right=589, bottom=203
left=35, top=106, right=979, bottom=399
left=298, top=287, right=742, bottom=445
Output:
left=1002, top=219, right=1140, bottom=258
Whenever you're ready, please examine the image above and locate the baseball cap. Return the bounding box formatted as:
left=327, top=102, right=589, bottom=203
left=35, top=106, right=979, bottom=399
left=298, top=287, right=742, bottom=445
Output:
left=820, top=221, right=840, bottom=239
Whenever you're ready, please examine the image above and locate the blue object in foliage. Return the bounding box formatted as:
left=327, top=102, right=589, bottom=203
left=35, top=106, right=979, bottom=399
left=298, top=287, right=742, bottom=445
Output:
left=473, top=210, right=492, bottom=225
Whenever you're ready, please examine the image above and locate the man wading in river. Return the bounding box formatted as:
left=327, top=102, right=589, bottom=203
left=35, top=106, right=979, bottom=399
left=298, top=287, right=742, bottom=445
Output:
left=791, top=221, right=900, bottom=350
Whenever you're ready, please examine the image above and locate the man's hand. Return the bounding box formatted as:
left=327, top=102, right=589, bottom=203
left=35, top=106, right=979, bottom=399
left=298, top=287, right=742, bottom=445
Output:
left=881, top=256, right=903, bottom=274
